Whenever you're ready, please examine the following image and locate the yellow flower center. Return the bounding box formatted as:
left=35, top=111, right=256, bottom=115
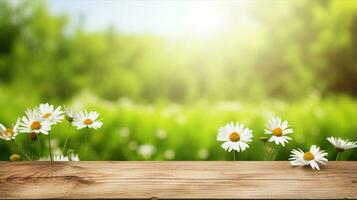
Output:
left=259, top=136, right=269, bottom=143
left=229, top=132, right=240, bottom=142
left=83, top=118, right=93, bottom=125
left=5, top=128, right=14, bottom=137
left=303, top=151, right=314, bottom=161
left=272, top=127, right=283, bottom=137
left=30, top=121, right=41, bottom=130
left=43, top=113, right=52, bottom=119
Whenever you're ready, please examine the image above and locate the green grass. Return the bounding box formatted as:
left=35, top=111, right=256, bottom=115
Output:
left=1, top=92, right=357, bottom=161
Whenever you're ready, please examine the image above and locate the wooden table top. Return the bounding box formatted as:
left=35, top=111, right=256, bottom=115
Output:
left=0, top=161, right=356, bottom=199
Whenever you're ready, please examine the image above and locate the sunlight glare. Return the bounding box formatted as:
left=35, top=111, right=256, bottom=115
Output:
left=184, top=2, right=230, bottom=38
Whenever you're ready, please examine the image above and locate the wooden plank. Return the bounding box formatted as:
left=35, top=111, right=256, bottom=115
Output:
left=0, top=161, right=356, bottom=199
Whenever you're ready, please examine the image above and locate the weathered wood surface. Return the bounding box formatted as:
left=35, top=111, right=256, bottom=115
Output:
left=0, top=161, right=356, bottom=199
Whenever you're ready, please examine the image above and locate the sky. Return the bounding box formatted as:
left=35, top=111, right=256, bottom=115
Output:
left=48, top=0, right=249, bottom=38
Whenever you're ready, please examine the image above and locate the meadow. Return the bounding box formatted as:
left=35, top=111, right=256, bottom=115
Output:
left=1, top=90, right=356, bottom=161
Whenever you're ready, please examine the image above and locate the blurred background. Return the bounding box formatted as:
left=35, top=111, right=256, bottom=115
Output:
left=0, top=0, right=357, bottom=161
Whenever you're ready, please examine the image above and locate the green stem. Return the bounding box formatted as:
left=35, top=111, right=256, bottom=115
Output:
left=62, top=122, right=71, bottom=155
left=232, top=151, right=237, bottom=161
left=11, top=139, right=32, bottom=160
left=48, top=132, right=53, bottom=161
left=262, top=143, right=268, bottom=160
left=266, top=145, right=274, bottom=161
left=270, top=146, right=280, bottom=161
left=336, top=152, right=341, bottom=161
left=264, top=144, right=269, bottom=161
left=37, top=134, right=43, bottom=158
left=81, top=128, right=89, bottom=160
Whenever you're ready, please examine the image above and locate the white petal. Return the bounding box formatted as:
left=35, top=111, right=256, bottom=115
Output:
left=89, top=121, right=103, bottom=129
left=221, top=141, right=232, bottom=152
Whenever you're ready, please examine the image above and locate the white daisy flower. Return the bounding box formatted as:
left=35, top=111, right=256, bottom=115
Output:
left=0, top=118, right=21, bottom=140
left=19, top=109, right=52, bottom=135
left=39, top=155, right=69, bottom=161
left=327, top=136, right=357, bottom=152
left=264, top=117, right=293, bottom=146
left=36, top=103, right=64, bottom=124
left=52, top=155, right=70, bottom=161
left=289, top=145, right=328, bottom=170
left=38, top=154, right=79, bottom=161
left=217, top=122, right=253, bottom=152
left=72, top=111, right=103, bottom=130
left=68, top=154, right=80, bottom=161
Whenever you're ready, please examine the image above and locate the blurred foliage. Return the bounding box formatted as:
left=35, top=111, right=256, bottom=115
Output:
left=1, top=0, right=357, bottom=102
left=0, top=0, right=357, bottom=160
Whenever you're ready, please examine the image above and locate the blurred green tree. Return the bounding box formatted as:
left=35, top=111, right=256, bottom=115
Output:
left=0, top=0, right=357, bottom=103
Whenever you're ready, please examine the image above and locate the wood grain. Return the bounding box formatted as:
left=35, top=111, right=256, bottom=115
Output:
left=0, top=161, right=356, bottom=199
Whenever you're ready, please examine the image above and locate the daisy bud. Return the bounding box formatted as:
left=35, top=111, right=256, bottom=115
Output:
left=9, top=154, right=21, bottom=161
left=64, top=107, right=76, bottom=123
left=29, top=132, right=38, bottom=141
left=259, top=136, right=269, bottom=143
left=65, top=115, right=74, bottom=122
